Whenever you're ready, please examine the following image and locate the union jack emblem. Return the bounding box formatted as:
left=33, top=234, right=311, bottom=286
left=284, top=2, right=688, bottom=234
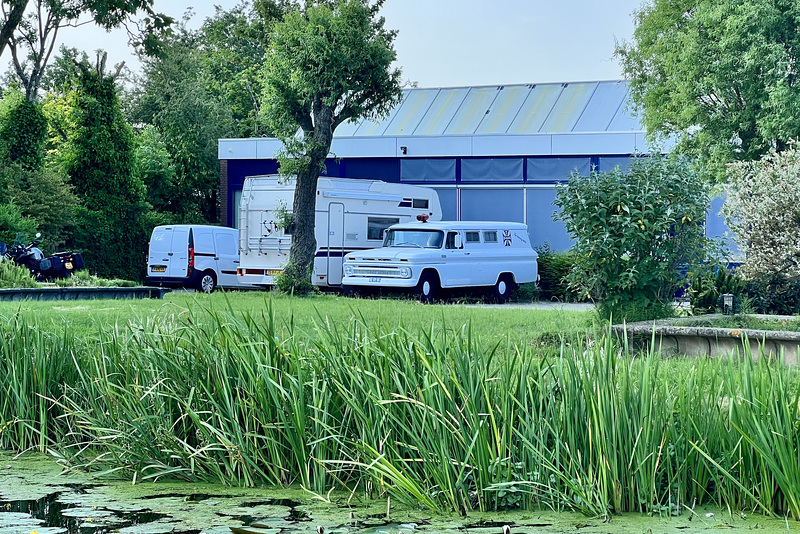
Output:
left=503, top=230, right=512, bottom=246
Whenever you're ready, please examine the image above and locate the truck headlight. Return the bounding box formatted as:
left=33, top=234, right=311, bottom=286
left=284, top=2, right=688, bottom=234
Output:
left=344, top=265, right=353, bottom=276
left=399, top=267, right=411, bottom=278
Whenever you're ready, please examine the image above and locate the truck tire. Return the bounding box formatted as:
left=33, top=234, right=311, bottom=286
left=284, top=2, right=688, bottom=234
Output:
left=491, top=274, right=514, bottom=303
left=415, top=271, right=439, bottom=303
left=197, top=271, right=217, bottom=293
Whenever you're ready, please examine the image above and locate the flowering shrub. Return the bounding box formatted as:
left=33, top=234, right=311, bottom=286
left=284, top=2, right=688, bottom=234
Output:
left=554, top=156, right=713, bottom=321
left=723, top=147, right=800, bottom=279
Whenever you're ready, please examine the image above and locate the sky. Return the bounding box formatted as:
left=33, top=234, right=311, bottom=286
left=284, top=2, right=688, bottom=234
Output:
left=44, top=0, right=645, bottom=88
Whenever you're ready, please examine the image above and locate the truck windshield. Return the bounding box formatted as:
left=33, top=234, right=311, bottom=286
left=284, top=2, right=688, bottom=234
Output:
left=383, top=229, right=444, bottom=249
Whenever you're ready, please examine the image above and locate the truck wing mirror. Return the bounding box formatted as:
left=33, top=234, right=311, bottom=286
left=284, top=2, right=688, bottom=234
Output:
left=454, top=234, right=463, bottom=249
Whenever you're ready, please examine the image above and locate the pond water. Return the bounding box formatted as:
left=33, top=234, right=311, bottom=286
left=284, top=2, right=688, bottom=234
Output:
left=1, top=452, right=797, bottom=534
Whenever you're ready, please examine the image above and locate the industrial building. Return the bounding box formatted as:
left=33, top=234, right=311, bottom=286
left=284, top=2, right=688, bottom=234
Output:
left=218, top=80, right=729, bottom=250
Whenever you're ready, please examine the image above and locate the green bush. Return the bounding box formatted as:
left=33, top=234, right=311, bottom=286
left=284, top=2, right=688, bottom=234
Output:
left=53, top=270, right=137, bottom=287
left=0, top=260, right=38, bottom=288
left=742, top=274, right=800, bottom=315
left=535, top=244, right=587, bottom=302
left=689, top=266, right=746, bottom=315
left=554, top=155, right=713, bottom=322
left=0, top=203, right=37, bottom=246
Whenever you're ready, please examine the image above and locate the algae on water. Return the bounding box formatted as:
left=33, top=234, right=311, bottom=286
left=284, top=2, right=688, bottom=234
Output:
left=1, top=452, right=798, bottom=534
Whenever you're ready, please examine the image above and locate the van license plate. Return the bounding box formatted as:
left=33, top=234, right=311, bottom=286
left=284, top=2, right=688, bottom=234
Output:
left=152, top=266, right=167, bottom=273
left=266, top=269, right=282, bottom=276
left=369, top=277, right=381, bottom=283
left=64, top=262, right=73, bottom=270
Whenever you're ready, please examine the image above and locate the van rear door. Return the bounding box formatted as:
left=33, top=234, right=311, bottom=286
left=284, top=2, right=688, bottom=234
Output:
left=148, top=226, right=190, bottom=279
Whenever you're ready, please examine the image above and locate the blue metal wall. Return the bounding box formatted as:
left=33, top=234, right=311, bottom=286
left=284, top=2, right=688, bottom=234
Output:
left=224, top=155, right=733, bottom=254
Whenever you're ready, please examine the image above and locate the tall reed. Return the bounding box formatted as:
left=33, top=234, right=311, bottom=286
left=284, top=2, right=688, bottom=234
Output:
left=3, top=301, right=800, bottom=520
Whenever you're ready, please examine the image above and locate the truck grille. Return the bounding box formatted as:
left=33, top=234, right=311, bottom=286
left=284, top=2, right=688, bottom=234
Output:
left=351, top=266, right=402, bottom=278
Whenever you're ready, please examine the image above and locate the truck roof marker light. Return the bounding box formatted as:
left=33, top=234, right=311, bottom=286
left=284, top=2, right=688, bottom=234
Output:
left=416, top=213, right=429, bottom=223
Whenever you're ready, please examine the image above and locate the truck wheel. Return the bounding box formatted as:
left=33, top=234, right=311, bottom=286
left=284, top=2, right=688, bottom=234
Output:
left=415, top=271, right=439, bottom=303
left=491, top=274, right=514, bottom=304
left=197, top=271, right=217, bottom=293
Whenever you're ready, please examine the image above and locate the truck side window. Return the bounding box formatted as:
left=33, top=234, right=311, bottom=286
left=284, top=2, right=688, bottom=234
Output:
left=465, top=231, right=480, bottom=243
left=445, top=231, right=461, bottom=249
left=483, top=231, right=498, bottom=243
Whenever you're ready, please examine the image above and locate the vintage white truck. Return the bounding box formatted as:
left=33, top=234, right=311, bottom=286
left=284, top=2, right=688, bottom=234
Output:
left=341, top=220, right=539, bottom=303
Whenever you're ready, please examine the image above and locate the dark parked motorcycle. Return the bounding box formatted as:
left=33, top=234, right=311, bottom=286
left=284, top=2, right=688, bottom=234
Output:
left=1, top=233, right=84, bottom=281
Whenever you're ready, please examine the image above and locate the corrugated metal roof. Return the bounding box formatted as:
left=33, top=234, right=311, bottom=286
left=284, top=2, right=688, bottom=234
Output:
left=333, top=80, right=641, bottom=137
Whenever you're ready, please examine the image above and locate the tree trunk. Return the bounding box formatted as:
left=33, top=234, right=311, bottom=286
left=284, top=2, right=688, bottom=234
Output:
left=288, top=106, right=334, bottom=288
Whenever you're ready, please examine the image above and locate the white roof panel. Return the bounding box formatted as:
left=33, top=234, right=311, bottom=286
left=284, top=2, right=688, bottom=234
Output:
left=443, top=86, right=501, bottom=135
left=413, top=87, right=470, bottom=135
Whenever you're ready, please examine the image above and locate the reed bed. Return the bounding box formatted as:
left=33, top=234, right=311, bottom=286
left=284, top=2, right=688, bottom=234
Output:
left=2, top=302, right=800, bottom=520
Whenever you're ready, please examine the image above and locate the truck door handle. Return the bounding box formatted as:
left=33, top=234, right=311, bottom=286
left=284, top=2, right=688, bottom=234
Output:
left=167, top=252, right=173, bottom=256
left=234, top=260, right=240, bottom=264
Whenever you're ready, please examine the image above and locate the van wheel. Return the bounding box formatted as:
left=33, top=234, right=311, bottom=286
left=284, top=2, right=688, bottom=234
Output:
left=415, top=271, right=439, bottom=303
left=198, top=271, right=217, bottom=293
left=491, top=274, right=514, bottom=303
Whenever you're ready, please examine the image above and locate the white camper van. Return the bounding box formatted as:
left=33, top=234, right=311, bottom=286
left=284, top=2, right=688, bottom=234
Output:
left=237, top=175, right=441, bottom=287
left=342, top=221, right=539, bottom=303
left=146, top=225, right=253, bottom=293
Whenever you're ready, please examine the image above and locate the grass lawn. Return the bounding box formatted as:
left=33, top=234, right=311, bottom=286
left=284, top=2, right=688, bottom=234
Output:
left=0, top=290, right=596, bottom=345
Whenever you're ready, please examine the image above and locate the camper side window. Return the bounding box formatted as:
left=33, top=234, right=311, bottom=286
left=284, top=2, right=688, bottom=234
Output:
left=368, top=217, right=400, bottom=240
left=483, top=231, right=498, bottom=243
left=465, top=231, right=480, bottom=243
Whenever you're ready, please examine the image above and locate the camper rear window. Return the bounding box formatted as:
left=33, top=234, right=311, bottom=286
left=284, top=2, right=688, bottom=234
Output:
left=368, top=217, right=400, bottom=240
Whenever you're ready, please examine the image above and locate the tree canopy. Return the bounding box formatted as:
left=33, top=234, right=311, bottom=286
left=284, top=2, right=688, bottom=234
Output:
left=616, top=0, right=800, bottom=179
left=261, top=0, right=402, bottom=290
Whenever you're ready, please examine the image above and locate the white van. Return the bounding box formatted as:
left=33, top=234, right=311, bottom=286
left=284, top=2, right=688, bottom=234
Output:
left=342, top=221, right=539, bottom=303
left=237, top=175, right=441, bottom=287
left=146, top=225, right=252, bottom=292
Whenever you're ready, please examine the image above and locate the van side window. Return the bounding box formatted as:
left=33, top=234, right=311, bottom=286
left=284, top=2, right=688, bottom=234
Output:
left=483, top=231, right=498, bottom=243
left=445, top=231, right=461, bottom=249
left=194, top=231, right=214, bottom=253
left=216, top=233, right=237, bottom=256
left=465, top=231, right=480, bottom=243
left=368, top=217, right=400, bottom=240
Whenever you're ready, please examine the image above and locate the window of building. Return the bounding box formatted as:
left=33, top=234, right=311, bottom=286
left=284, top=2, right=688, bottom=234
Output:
left=368, top=217, right=400, bottom=240
left=483, top=231, right=498, bottom=243
left=465, top=231, right=480, bottom=243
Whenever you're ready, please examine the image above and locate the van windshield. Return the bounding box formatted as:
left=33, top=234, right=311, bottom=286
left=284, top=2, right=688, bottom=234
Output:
left=383, top=229, right=444, bottom=249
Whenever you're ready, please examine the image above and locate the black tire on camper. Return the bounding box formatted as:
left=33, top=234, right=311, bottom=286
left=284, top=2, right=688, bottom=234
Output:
left=491, top=273, right=515, bottom=304
left=342, top=284, right=361, bottom=297
left=414, top=270, right=439, bottom=303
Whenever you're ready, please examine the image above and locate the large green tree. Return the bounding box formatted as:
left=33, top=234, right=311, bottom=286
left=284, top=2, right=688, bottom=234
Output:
left=127, top=24, right=235, bottom=222
left=2, top=0, right=171, bottom=101
left=616, top=0, right=800, bottom=178
left=261, top=0, right=402, bottom=291
left=63, top=53, right=150, bottom=280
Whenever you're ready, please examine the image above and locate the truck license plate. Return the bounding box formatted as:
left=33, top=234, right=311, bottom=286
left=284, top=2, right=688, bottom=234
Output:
left=152, top=266, right=167, bottom=273
left=64, top=262, right=73, bottom=270
left=266, top=269, right=282, bottom=276
left=369, top=277, right=381, bottom=283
